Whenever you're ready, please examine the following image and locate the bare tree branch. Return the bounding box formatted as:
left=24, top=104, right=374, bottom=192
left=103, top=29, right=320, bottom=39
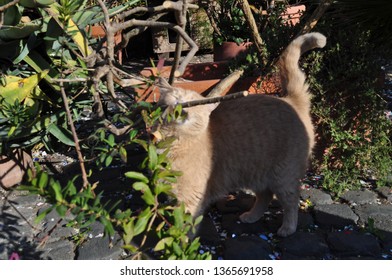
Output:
left=239, top=0, right=267, bottom=64
left=169, top=0, right=195, bottom=84
left=297, top=0, right=333, bottom=36
left=207, top=69, right=244, bottom=98
left=114, top=19, right=198, bottom=77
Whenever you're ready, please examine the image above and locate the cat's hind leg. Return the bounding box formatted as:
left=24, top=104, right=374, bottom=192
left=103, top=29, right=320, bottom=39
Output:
left=274, top=186, right=299, bottom=237
left=239, top=189, right=273, bottom=223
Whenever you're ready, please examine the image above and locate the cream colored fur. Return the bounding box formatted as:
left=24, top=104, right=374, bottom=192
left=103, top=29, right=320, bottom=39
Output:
left=155, top=33, right=326, bottom=237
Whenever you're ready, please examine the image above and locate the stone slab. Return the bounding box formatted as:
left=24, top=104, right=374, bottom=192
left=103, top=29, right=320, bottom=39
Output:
left=314, top=204, right=359, bottom=228
left=327, top=231, right=381, bottom=258
left=340, top=190, right=378, bottom=205
left=279, top=232, right=330, bottom=259
left=224, top=236, right=272, bottom=260
left=41, top=239, right=75, bottom=260
left=354, top=204, right=392, bottom=237
left=377, top=187, right=392, bottom=202
left=300, top=188, right=333, bottom=205
left=76, top=232, right=124, bottom=260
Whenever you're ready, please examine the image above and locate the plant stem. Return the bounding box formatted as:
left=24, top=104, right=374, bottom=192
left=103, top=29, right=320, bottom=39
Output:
left=59, top=82, right=89, bottom=188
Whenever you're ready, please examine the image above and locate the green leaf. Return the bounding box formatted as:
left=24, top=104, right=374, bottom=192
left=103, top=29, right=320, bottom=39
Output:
left=123, top=244, right=138, bottom=253
left=188, top=237, right=201, bottom=254
left=172, top=241, right=182, bottom=256
left=142, top=188, right=155, bottom=206
left=132, top=181, right=149, bottom=192
left=38, top=171, right=48, bottom=189
left=0, top=23, right=41, bottom=41
left=0, top=71, right=49, bottom=104
left=125, top=171, right=149, bottom=183
left=35, top=206, right=54, bottom=224
left=194, top=215, right=203, bottom=227
left=154, top=237, right=174, bottom=251
left=47, top=123, right=75, bottom=146
left=148, top=144, right=158, bottom=170
left=173, top=204, right=185, bottom=228
left=50, top=181, right=63, bottom=202
left=157, top=170, right=181, bottom=182
left=105, top=154, right=113, bottom=167
left=132, top=183, right=154, bottom=205
left=0, top=0, right=21, bottom=25
left=123, top=218, right=135, bottom=244
left=119, top=146, right=127, bottom=163
left=156, top=221, right=165, bottom=232
left=134, top=208, right=152, bottom=236
left=132, top=139, right=148, bottom=151
left=56, top=204, right=68, bottom=217
left=155, top=183, right=172, bottom=195
left=19, top=0, right=55, bottom=8
left=100, top=216, right=115, bottom=237
left=129, top=129, right=138, bottom=141
left=107, top=134, right=115, bottom=147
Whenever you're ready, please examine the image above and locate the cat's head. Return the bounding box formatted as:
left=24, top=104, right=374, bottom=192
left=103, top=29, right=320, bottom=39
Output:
left=152, top=78, right=218, bottom=140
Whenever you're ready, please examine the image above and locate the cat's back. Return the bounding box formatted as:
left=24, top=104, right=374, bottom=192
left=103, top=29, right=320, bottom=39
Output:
left=210, top=94, right=305, bottom=134
left=208, top=94, right=309, bottom=169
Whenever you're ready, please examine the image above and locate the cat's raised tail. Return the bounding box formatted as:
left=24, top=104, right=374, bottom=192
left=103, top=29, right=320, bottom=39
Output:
left=278, top=32, right=326, bottom=110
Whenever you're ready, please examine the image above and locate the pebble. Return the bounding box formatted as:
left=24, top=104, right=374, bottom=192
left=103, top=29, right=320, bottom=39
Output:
left=259, top=234, right=268, bottom=241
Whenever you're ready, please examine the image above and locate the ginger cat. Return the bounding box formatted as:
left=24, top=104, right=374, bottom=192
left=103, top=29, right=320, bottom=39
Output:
left=154, top=33, right=326, bottom=237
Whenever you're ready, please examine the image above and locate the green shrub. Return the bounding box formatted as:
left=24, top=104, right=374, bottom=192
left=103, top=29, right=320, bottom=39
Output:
left=303, top=18, right=392, bottom=194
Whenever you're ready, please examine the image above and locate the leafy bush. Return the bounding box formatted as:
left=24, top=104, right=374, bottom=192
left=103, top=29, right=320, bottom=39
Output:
left=22, top=105, right=210, bottom=259
left=303, top=15, right=392, bottom=194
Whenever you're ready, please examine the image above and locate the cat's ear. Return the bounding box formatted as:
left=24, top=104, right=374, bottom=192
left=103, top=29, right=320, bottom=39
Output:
left=157, top=77, right=177, bottom=105
left=204, top=102, right=219, bottom=115
left=158, top=77, right=172, bottom=91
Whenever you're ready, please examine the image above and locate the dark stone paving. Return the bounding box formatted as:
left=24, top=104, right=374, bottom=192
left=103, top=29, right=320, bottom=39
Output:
left=1, top=185, right=392, bottom=260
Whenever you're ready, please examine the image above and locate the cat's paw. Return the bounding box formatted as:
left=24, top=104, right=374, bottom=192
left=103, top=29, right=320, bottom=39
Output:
left=277, top=224, right=296, bottom=237
left=239, top=211, right=261, bottom=223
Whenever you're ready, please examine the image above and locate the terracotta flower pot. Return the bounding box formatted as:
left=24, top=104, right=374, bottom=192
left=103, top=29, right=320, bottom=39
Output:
left=87, top=25, right=123, bottom=64
left=0, top=149, right=34, bottom=190
left=135, top=61, right=280, bottom=102
left=282, top=5, right=306, bottom=26
left=213, top=41, right=253, bottom=62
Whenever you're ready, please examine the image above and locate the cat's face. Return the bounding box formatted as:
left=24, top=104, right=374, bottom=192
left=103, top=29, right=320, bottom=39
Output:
left=153, top=79, right=218, bottom=140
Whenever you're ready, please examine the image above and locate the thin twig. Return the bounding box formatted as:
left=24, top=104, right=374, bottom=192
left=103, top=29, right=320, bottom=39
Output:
left=59, top=82, right=90, bottom=188
left=117, top=5, right=168, bottom=21
left=181, top=90, right=248, bottom=108
left=160, top=90, right=249, bottom=111
left=0, top=0, right=19, bottom=12
left=51, top=77, right=89, bottom=83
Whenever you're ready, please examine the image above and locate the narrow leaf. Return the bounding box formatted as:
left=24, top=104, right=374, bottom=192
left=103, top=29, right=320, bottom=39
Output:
left=125, top=171, right=149, bottom=183
left=47, top=123, right=75, bottom=146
